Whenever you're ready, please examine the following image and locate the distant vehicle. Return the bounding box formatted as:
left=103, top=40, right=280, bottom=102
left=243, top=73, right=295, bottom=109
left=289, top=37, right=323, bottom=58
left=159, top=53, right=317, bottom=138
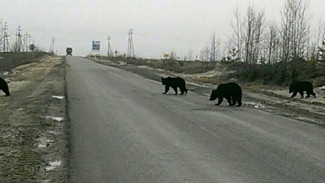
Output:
left=66, top=47, right=73, bottom=56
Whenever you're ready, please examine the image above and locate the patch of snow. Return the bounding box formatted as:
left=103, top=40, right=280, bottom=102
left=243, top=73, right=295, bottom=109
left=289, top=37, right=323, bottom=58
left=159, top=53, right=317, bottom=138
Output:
left=51, top=95, right=64, bottom=100
left=137, top=65, right=152, bottom=69
left=321, top=86, right=325, bottom=91
left=245, top=102, right=266, bottom=109
left=37, top=137, right=51, bottom=148
left=117, top=61, right=127, bottom=66
left=155, top=68, right=165, bottom=72
left=38, top=144, right=47, bottom=148
left=45, top=160, right=62, bottom=171
left=52, top=117, right=64, bottom=122
left=46, top=116, right=64, bottom=122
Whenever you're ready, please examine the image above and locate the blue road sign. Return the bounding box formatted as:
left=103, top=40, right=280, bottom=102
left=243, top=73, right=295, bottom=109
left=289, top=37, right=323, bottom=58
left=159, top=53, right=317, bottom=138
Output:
left=92, top=41, right=100, bottom=51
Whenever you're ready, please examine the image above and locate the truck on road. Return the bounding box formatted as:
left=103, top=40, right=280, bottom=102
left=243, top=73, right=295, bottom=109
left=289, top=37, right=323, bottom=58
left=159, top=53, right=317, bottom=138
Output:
left=66, top=47, right=73, bottom=56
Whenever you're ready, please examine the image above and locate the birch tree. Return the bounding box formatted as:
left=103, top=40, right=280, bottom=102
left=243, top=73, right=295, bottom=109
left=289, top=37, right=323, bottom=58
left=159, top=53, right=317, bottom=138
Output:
left=231, top=7, right=244, bottom=60
left=266, top=23, right=280, bottom=64
left=242, top=5, right=265, bottom=64
left=280, top=0, right=310, bottom=61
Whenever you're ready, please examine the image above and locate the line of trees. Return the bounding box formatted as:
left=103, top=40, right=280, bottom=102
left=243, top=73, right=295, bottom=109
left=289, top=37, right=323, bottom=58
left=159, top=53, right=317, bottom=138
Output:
left=198, top=0, right=325, bottom=64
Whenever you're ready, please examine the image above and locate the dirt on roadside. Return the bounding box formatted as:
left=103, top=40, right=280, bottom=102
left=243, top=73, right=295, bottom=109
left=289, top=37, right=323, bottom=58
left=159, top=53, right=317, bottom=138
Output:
left=91, top=58, right=325, bottom=126
left=0, top=55, right=68, bottom=182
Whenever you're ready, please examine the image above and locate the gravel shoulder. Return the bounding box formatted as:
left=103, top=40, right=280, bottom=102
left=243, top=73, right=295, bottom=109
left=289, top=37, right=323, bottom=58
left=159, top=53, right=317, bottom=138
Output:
left=0, top=55, right=68, bottom=182
left=91, top=58, right=325, bottom=126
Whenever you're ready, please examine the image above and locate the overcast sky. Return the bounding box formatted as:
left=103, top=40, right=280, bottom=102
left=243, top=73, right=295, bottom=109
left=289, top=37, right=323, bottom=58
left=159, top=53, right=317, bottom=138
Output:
left=1, top=0, right=325, bottom=58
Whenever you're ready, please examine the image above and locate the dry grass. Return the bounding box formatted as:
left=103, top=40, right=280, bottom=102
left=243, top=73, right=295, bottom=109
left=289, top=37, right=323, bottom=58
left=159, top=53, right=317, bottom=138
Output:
left=0, top=52, right=48, bottom=73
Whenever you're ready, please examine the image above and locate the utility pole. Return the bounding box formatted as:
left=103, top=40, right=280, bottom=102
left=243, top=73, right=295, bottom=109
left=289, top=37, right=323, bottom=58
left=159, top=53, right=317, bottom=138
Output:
left=23, top=32, right=30, bottom=52
left=2, top=22, right=10, bottom=52
left=210, top=34, right=216, bottom=61
left=127, top=29, right=135, bottom=58
left=107, top=36, right=113, bottom=57
left=49, top=37, right=55, bottom=54
left=15, top=26, right=23, bottom=52
left=28, top=34, right=32, bottom=52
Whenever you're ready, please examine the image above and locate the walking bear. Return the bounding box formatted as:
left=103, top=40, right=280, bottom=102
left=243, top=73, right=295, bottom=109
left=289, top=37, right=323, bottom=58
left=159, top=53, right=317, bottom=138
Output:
left=289, top=81, right=316, bottom=98
left=0, top=77, right=10, bottom=96
left=161, top=77, right=188, bottom=95
left=209, top=82, right=242, bottom=106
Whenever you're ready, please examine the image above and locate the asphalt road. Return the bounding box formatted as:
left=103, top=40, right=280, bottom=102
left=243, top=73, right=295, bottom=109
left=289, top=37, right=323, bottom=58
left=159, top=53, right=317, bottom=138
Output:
left=66, top=56, right=325, bottom=183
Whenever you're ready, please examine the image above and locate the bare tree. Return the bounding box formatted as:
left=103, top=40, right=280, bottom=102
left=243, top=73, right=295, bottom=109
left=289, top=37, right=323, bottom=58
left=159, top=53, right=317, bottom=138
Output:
left=231, top=7, right=244, bottom=60
left=253, top=9, right=266, bottom=63
left=210, top=34, right=216, bottom=61
left=210, top=34, right=221, bottom=61
left=316, top=21, right=325, bottom=61
left=199, top=49, right=205, bottom=61
left=266, top=23, right=281, bottom=64
left=0, top=21, right=3, bottom=51
left=169, top=50, right=177, bottom=60
left=280, top=0, right=310, bottom=61
left=241, top=5, right=266, bottom=64
left=187, top=49, right=193, bottom=61
left=204, top=46, right=210, bottom=61
left=12, top=42, right=21, bottom=52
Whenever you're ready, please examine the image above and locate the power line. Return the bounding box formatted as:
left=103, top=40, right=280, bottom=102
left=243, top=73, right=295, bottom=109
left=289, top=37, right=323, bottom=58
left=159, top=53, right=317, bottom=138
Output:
left=127, top=29, right=135, bottom=58
left=15, top=25, right=23, bottom=52
left=23, top=32, right=31, bottom=52
left=107, top=36, right=113, bottom=56
left=2, top=22, right=10, bottom=52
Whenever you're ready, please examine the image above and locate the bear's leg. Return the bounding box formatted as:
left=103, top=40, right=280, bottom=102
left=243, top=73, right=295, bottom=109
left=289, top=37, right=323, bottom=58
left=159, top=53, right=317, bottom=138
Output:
left=179, top=87, right=184, bottom=95
left=299, top=91, right=304, bottom=98
left=232, top=96, right=237, bottom=106
left=0, top=81, right=10, bottom=96
left=306, top=92, right=310, bottom=98
left=163, top=86, right=169, bottom=94
left=172, top=86, right=178, bottom=95
left=216, top=97, right=223, bottom=105
left=307, top=90, right=316, bottom=98
left=236, top=95, right=242, bottom=106
left=291, top=91, right=297, bottom=98
left=1, top=88, right=10, bottom=96
left=225, top=96, right=232, bottom=106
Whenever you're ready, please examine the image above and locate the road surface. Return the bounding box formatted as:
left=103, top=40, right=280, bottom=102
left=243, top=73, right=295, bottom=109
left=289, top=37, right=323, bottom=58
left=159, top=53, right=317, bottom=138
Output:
left=66, top=56, right=325, bottom=183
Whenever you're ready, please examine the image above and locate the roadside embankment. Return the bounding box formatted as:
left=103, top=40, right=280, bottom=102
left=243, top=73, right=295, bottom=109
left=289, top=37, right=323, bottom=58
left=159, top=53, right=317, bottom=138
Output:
left=0, top=55, right=68, bottom=182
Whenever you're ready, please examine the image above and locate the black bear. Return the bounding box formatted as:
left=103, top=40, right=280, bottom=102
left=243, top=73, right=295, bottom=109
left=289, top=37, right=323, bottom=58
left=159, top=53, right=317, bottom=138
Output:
left=209, top=82, right=242, bottom=106
left=289, top=81, right=316, bottom=98
left=0, top=77, right=10, bottom=96
left=161, top=77, right=188, bottom=95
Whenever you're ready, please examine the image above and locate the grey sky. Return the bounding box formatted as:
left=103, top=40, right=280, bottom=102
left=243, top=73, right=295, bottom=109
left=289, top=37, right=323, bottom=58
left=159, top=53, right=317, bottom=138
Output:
left=1, top=0, right=325, bottom=58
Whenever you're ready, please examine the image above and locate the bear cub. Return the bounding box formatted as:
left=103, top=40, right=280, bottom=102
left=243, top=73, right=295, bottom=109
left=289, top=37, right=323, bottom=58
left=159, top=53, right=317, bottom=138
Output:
left=289, top=81, right=316, bottom=98
left=209, top=82, right=242, bottom=106
left=161, top=77, right=188, bottom=95
left=0, top=77, right=10, bottom=96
